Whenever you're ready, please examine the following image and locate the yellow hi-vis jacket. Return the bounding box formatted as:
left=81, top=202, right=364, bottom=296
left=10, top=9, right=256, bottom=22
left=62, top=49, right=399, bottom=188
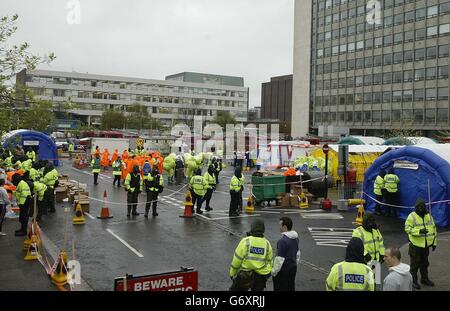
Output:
left=229, top=236, right=273, bottom=277
left=374, top=175, right=385, bottom=196
left=352, top=227, right=385, bottom=262
left=190, top=175, right=207, bottom=197
left=21, top=159, right=33, bottom=172
left=384, top=174, right=399, bottom=193
left=405, top=212, right=437, bottom=248
left=14, top=180, right=31, bottom=205
left=326, top=261, right=374, bottom=291
left=33, top=181, right=47, bottom=201
left=230, top=175, right=245, bottom=192
left=112, top=160, right=123, bottom=176
left=204, top=172, right=216, bottom=189
left=43, top=169, right=58, bottom=188
left=91, top=158, right=101, bottom=173
left=29, top=168, right=41, bottom=182
left=26, top=150, right=36, bottom=162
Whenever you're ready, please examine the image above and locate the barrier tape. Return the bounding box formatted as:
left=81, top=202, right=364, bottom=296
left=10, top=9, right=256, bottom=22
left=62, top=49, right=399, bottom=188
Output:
left=362, top=191, right=450, bottom=209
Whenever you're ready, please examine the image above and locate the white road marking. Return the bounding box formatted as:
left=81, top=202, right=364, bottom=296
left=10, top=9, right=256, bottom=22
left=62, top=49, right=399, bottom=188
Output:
left=301, top=213, right=344, bottom=219
left=208, top=214, right=261, bottom=220
left=308, top=227, right=354, bottom=248
left=84, top=212, right=95, bottom=219
left=106, top=228, right=144, bottom=258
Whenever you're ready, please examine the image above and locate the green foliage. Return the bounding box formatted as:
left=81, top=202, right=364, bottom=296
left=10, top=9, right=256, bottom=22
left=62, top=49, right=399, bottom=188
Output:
left=125, top=104, right=164, bottom=130
left=21, top=100, right=54, bottom=132
left=211, top=111, right=236, bottom=128
left=100, top=110, right=126, bottom=130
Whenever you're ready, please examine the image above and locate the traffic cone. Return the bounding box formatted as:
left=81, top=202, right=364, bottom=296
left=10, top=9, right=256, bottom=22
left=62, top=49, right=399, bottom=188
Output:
left=245, top=196, right=254, bottom=214
left=299, top=192, right=309, bottom=209
left=355, top=203, right=365, bottom=225
left=180, top=190, right=195, bottom=218
left=23, top=221, right=41, bottom=251
left=24, top=234, right=40, bottom=261
left=97, top=190, right=113, bottom=219
left=51, top=251, right=68, bottom=286
left=73, top=203, right=85, bottom=225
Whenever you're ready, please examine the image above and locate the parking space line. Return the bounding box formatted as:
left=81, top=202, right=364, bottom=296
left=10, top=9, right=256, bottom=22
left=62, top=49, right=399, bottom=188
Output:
left=106, top=229, right=144, bottom=258
left=84, top=212, right=95, bottom=219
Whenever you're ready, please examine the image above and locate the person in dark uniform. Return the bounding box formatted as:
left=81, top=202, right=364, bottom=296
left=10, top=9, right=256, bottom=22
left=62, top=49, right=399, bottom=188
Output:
left=124, top=165, right=143, bottom=217
left=144, top=168, right=164, bottom=217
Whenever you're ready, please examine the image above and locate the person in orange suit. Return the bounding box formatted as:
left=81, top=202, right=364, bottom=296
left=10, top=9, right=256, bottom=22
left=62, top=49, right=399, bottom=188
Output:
left=101, top=148, right=110, bottom=169
left=122, top=149, right=129, bottom=162
left=111, top=149, right=119, bottom=164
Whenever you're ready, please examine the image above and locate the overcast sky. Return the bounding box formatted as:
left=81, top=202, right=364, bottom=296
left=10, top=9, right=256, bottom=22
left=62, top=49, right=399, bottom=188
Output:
left=2, top=0, right=294, bottom=108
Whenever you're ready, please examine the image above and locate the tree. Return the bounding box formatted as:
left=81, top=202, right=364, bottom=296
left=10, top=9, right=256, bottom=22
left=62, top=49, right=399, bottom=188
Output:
left=211, top=111, right=236, bottom=129
left=125, top=104, right=164, bottom=130
left=21, top=100, right=54, bottom=132
left=100, top=110, right=126, bottom=130
left=0, top=14, right=55, bottom=133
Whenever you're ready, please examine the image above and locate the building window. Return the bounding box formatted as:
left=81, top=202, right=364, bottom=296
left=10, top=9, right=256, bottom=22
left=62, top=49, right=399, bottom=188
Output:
left=373, top=73, right=382, bottom=84
left=318, top=17, right=325, bottom=27
left=439, top=23, right=450, bottom=36
left=383, top=53, right=393, bottom=65
left=426, top=67, right=436, bottom=80
left=425, top=109, right=435, bottom=122
left=348, top=42, right=355, bottom=52
left=384, top=35, right=393, bottom=46
left=373, top=55, right=383, bottom=66
left=392, top=110, right=401, bottom=122
left=427, top=46, right=437, bottom=59
left=355, top=111, right=362, bottom=122
left=357, top=23, right=365, bottom=34
left=339, top=61, right=347, bottom=71
left=339, top=78, right=346, bottom=88
left=325, top=47, right=331, bottom=56
left=332, top=29, right=340, bottom=39
left=356, top=58, right=364, bottom=69
left=372, top=111, right=381, bottom=122
left=357, top=5, right=365, bottom=16
left=383, top=110, right=391, bottom=123
left=414, top=110, right=424, bottom=124
left=384, top=15, right=393, bottom=27
left=364, top=111, right=371, bottom=122
left=383, top=72, right=392, bottom=84
left=347, top=77, right=354, bottom=88
left=364, top=93, right=372, bottom=104
left=374, top=37, right=383, bottom=48
left=364, top=75, right=373, bottom=86
left=403, top=89, right=413, bottom=102
left=438, top=87, right=449, bottom=100
left=340, top=44, right=347, bottom=53
left=394, top=13, right=404, bottom=25
left=339, top=94, right=346, bottom=105
left=439, top=44, right=449, bottom=57
left=347, top=59, right=355, bottom=70
left=416, top=7, right=426, bottom=20
left=427, top=5, right=439, bottom=18
left=393, top=71, right=403, bottom=83
left=348, top=25, right=356, bottom=35
left=393, top=90, right=402, bottom=102
left=437, top=109, right=449, bottom=122
left=365, top=56, right=373, bottom=68
left=393, top=52, right=403, bottom=64
left=438, top=65, right=449, bottom=78
left=404, top=31, right=414, bottom=42
left=340, top=28, right=347, bottom=37
left=394, top=33, right=403, bottom=45
left=415, top=48, right=425, bottom=60
left=341, top=9, right=348, bottom=20
left=365, top=38, right=373, bottom=49
left=384, top=0, right=394, bottom=9
left=332, top=62, right=339, bottom=72
left=404, top=50, right=414, bottom=62
left=427, top=26, right=438, bottom=38
left=404, top=70, right=413, bottom=82
left=394, top=0, right=404, bottom=7
left=347, top=94, right=354, bottom=104
left=355, top=76, right=363, bottom=86
left=416, top=28, right=426, bottom=40
left=383, top=91, right=392, bottom=103
left=403, top=110, right=413, bottom=122
left=440, top=2, right=450, bottom=15
left=415, top=68, right=425, bottom=81
left=325, top=31, right=332, bottom=40
left=325, top=15, right=332, bottom=25
left=373, top=92, right=382, bottom=103
left=355, top=93, right=363, bottom=105
left=332, top=46, right=339, bottom=55
left=333, top=12, right=340, bottom=23
left=405, top=11, right=415, bottom=23
left=414, top=88, right=425, bottom=101
left=426, top=88, right=437, bottom=101
left=346, top=111, right=353, bottom=122
left=349, top=7, right=356, bottom=18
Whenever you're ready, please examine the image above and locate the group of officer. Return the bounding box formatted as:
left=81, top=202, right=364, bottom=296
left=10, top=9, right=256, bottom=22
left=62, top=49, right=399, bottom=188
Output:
left=0, top=147, right=59, bottom=236
left=373, top=168, right=400, bottom=216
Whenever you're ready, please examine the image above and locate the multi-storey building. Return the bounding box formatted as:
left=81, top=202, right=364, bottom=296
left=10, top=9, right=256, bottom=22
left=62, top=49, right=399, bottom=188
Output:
left=16, top=69, right=249, bottom=128
left=261, top=75, right=293, bottom=136
left=293, top=0, right=450, bottom=137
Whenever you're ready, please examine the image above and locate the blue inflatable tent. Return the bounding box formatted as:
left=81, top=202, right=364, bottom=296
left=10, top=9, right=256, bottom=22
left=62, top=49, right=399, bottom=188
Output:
left=363, top=146, right=450, bottom=228
left=2, top=130, right=59, bottom=166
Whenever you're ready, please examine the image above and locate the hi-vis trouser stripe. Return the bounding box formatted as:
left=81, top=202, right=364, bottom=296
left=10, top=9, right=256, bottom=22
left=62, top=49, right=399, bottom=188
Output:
left=337, top=264, right=371, bottom=291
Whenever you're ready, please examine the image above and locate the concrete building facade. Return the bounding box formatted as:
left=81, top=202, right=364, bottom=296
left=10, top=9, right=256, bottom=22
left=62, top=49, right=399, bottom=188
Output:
left=293, top=0, right=450, bottom=137
left=16, top=69, right=249, bottom=128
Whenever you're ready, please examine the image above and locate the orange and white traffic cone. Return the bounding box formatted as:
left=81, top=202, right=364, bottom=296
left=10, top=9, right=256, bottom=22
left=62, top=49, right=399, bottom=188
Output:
left=97, top=190, right=113, bottom=219
left=180, top=190, right=195, bottom=218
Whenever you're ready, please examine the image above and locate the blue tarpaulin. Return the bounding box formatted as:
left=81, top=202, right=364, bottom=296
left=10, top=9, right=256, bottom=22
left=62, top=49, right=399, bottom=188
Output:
left=2, top=130, right=59, bottom=166
left=363, top=146, right=450, bottom=228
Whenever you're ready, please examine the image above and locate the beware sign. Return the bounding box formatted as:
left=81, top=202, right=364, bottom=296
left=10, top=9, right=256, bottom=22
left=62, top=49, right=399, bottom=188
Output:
left=114, top=268, right=198, bottom=291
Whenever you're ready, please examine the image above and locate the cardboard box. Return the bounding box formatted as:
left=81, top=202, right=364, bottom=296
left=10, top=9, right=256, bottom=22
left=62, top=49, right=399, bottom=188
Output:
left=290, top=195, right=298, bottom=207
left=55, top=187, right=68, bottom=203
left=281, top=194, right=291, bottom=208
left=292, top=185, right=303, bottom=196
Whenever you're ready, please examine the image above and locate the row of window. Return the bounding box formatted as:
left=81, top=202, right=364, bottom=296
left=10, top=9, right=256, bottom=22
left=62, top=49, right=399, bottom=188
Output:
left=319, top=22, right=450, bottom=43
left=318, top=0, right=416, bottom=11
left=317, top=25, right=450, bottom=57
left=29, top=76, right=248, bottom=98
left=314, top=109, right=449, bottom=124
left=317, top=47, right=449, bottom=74
left=317, top=67, right=449, bottom=90
left=315, top=88, right=449, bottom=106
left=318, top=2, right=450, bottom=28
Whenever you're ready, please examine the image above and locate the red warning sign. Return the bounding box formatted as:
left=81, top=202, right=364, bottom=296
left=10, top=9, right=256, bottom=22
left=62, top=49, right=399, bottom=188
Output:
left=114, top=268, right=198, bottom=291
